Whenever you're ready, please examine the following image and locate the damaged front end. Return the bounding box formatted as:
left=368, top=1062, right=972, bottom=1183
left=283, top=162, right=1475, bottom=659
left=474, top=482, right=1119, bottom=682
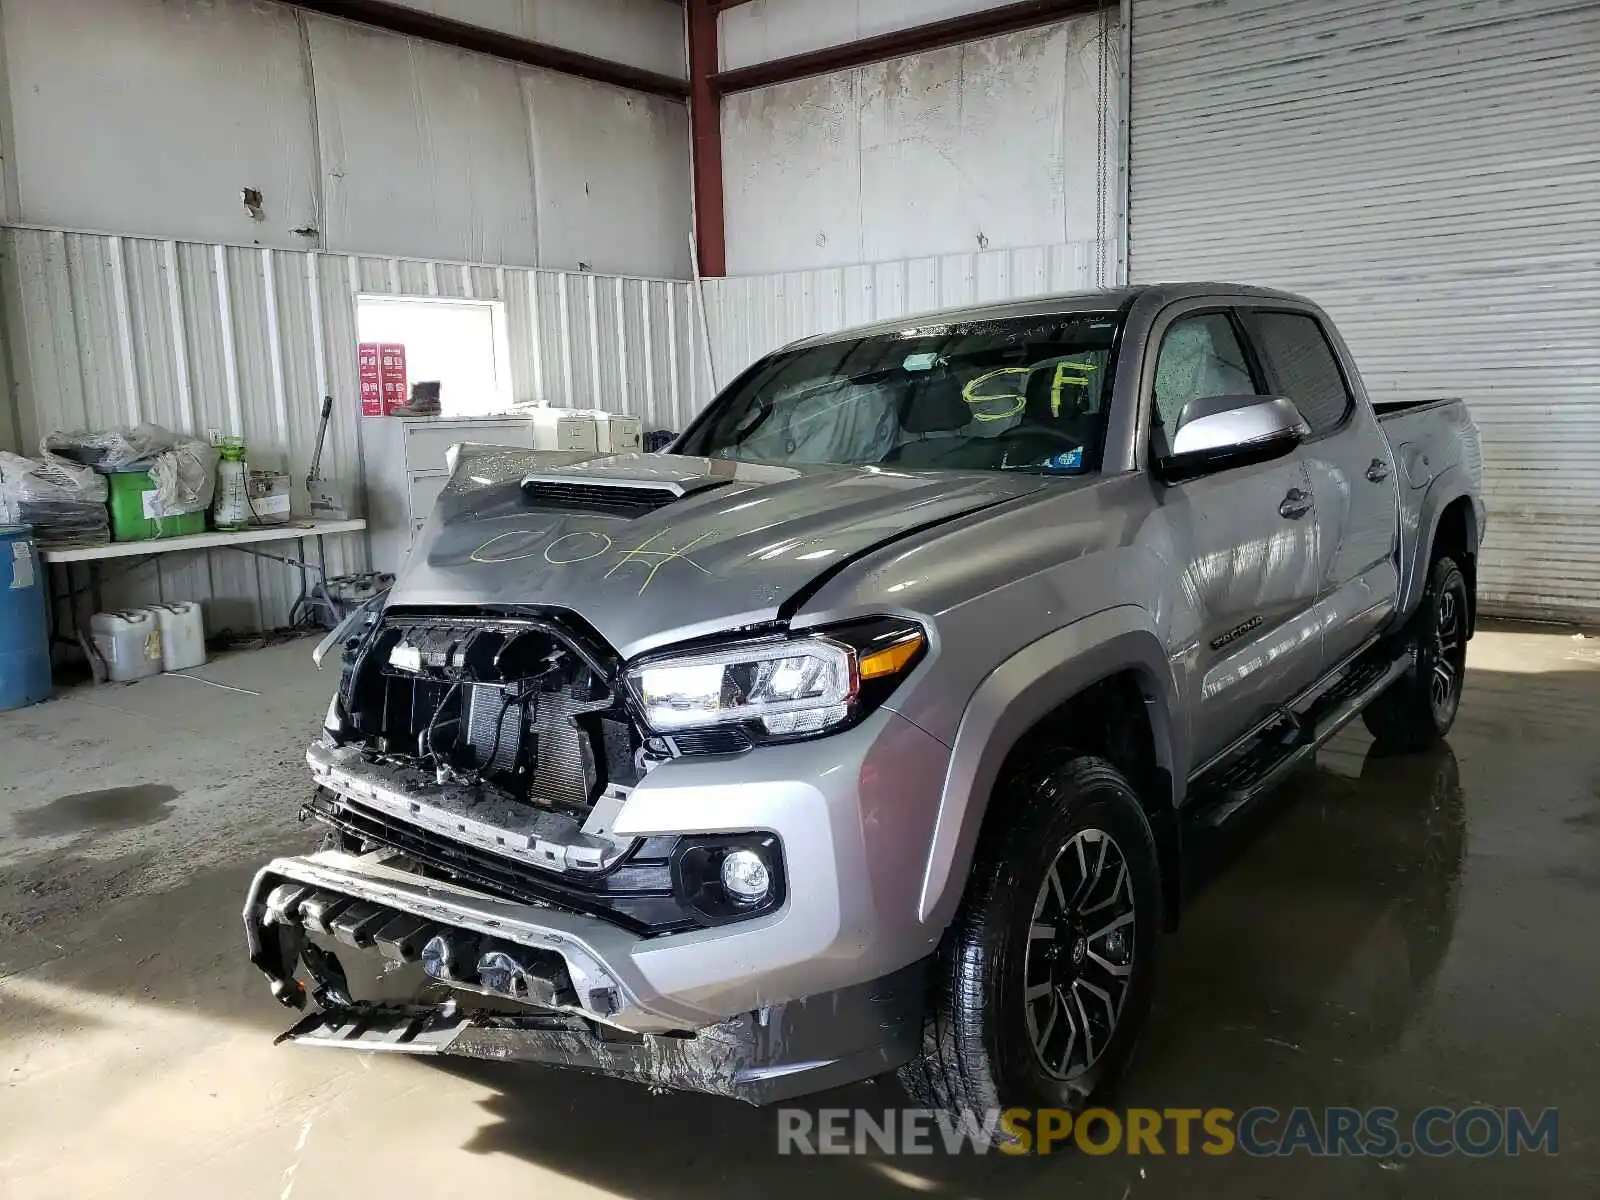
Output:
left=245, top=604, right=926, bottom=1102
left=244, top=851, right=924, bottom=1102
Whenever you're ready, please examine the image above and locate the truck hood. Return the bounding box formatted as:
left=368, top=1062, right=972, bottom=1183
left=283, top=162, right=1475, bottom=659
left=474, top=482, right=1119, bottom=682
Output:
left=387, top=450, right=1047, bottom=659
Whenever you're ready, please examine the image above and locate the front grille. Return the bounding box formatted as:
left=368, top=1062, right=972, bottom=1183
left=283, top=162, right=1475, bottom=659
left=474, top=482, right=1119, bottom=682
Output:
left=520, top=480, right=681, bottom=518
left=307, top=790, right=698, bottom=936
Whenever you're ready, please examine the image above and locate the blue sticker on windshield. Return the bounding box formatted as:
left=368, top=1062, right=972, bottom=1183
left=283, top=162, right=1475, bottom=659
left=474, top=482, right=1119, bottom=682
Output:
left=1044, top=447, right=1084, bottom=472
left=902, top=352, right=938, bottom=371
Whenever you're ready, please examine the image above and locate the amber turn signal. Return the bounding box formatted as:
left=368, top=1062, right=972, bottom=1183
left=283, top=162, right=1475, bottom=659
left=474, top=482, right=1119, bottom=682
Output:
left=858, top=632, right=926, bottom=681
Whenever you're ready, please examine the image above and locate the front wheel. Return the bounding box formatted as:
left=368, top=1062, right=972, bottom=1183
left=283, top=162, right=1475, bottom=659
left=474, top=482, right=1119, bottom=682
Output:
left=1363, top=555, right=1469, bottom=752
left=899, top=755, right=1161, bottom=1134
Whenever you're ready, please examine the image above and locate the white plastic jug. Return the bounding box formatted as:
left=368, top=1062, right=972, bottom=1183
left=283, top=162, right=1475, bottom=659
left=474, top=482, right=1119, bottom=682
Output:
left=150, top=602, right=206, bottom=671
left=90, top=609, right=163, bottom=682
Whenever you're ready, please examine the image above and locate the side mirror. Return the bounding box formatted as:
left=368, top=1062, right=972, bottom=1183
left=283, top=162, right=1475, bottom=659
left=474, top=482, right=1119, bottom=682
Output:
left=1157, top=395, right=1311, bottom=482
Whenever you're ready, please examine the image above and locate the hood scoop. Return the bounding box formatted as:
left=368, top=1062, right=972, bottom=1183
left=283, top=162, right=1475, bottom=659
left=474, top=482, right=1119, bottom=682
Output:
left=520, top=473, right=734, bottom=518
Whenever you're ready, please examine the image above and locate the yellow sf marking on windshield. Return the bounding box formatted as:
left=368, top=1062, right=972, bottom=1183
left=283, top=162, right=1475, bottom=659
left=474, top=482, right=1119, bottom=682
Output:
left=1050, top=360, right=1097, bottom=417
left=961, top=367, right=1031, bottom=421
left=963, top=363, right=1098, bottom=420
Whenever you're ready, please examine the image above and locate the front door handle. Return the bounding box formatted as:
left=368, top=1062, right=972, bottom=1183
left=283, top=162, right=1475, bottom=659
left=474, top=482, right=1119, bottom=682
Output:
left=1279, top=488, right=1313, bottom=520
left=1366, top=458, right=1391, bottom=483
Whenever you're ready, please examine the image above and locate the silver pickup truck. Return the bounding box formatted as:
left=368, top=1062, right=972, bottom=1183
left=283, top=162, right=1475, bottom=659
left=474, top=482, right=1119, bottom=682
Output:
left=245, top=283, right=1484, bottom=1121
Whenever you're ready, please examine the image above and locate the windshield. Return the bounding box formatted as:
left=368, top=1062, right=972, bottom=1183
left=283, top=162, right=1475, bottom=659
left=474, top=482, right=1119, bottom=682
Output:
left=680, top=312, right=1122, bottom=474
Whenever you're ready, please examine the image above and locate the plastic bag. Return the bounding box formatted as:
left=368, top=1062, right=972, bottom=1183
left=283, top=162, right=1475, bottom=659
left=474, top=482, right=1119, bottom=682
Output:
left=0, top=450, right=110, bottom=548
left=45, top=423, right=177, bottom=472
left=147, top=439, right=219, bottom=517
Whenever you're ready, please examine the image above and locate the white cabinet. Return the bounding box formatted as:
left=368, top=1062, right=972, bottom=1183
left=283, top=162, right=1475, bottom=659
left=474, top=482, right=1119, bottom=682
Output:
left=361, top=416, right=536, bottom=574
left=594, top=412, right=643, bottom=454
left=531, top=408, right=598, bottom=452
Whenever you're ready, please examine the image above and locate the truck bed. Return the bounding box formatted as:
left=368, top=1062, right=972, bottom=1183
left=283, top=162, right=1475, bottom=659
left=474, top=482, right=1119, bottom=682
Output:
left=1374, top=396, right=1461, bottom=419
left=1375, top=396, right=1484, bottom=623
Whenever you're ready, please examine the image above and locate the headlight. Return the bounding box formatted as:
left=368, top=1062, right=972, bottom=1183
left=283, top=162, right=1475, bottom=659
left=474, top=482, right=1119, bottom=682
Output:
left=625, top=618, right=927, bottom=742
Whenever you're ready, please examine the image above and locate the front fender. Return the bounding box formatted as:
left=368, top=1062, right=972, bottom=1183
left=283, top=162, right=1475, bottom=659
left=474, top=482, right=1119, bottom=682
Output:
left=915, top=606, right=1180, bottom=930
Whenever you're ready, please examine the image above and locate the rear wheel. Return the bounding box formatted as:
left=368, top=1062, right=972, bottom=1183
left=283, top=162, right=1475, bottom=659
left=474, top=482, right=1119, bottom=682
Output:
left=1363, top=555, right=1468, bottom=752
left=899, top=754, right=1161, bottom=1138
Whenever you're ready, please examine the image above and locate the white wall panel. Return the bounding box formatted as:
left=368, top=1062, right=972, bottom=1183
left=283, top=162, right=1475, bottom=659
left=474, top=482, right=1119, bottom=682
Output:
left=0, top=228, right=705, bottom=630
left=721, top=16, right=1113, bottom=276
left=719, top=0, right=1017, bottom=70
left=1, top=0, right=321, bottom=249
left=308, top=15, right=540, bottom=267
left=389, top=0, right=687, bottom=78
left=702, top=237, right=1113, bottom=382
left=0, top=0, right=692, bottom=278
left=524, top=72, right=693, bottom=276
left=1130, top=0, right=1600, bottom=620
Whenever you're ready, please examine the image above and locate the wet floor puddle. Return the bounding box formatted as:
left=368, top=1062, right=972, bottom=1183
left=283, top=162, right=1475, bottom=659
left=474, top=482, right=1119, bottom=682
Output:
left=12, top=785, right=179, bottom=838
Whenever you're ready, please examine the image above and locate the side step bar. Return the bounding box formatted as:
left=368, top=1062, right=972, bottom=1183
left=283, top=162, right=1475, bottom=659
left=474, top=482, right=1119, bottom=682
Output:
left=1188, top=649, right=1413, bottom=828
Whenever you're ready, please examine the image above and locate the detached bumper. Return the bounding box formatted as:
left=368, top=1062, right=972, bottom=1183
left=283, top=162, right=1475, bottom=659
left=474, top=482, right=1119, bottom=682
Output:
left=244, top=850, right=927, bottom=1104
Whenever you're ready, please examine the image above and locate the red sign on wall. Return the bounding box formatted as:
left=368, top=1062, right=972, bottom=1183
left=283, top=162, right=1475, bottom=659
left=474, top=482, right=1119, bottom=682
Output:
left=379, top=343, right=408, bottom=414
left=358, top=342, right=408, bottom=415
left=358, top=342, right=382, bottom=415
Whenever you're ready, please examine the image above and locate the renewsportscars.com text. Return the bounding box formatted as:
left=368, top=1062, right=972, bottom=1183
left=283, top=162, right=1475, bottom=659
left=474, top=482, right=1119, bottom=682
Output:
left=777, top=1106, right=1559, bottom=1157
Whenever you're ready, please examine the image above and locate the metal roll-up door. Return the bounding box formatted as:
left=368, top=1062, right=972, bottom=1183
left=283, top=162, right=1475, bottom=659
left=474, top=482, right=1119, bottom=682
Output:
left=1129, top=0, right=1600, bottom=620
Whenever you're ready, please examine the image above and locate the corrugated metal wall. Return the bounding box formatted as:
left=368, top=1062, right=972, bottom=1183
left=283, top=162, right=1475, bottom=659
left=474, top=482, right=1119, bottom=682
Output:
left=0, top=226, right=707, bottom=631
left=701, top=237, right=1118, bottom=382
left=707, top=236, right=1120, bottom=382
left=1130, top=0, right=1600, bottom=620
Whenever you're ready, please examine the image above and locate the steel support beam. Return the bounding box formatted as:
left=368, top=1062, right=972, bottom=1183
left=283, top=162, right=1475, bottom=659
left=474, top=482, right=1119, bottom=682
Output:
left=712, top=0, right=1100, bottom=94
left=287, top=0, right=689, bottom=99
left=687, top=0, right=727, bottom=277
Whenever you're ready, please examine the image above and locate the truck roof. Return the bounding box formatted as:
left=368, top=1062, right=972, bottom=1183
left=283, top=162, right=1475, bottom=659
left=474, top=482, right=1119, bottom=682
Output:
left=783, top=282, right=1315, bottom=352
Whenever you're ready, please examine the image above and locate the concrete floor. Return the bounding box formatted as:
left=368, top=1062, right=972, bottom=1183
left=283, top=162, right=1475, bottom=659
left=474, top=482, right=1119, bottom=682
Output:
left=2, top=626, right=1597, bottom=1197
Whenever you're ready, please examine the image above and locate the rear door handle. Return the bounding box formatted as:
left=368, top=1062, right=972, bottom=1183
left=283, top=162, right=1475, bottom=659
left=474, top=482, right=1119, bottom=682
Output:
left=1366, top=458, right=1391, bottom=483
left=1279, top=488, right=1313, bottom=520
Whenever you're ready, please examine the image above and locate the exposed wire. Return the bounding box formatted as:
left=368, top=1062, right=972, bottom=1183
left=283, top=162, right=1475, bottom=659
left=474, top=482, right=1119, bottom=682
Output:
left=479, top=688, right=524, bottom=778
left=420, top=680, right=462, bottom=768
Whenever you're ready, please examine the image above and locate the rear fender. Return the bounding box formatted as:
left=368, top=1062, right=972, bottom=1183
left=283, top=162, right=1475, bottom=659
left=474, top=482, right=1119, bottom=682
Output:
left=1398, top=469, right=1478, bottom=623
left=915, top=606, right=1180, bottom=931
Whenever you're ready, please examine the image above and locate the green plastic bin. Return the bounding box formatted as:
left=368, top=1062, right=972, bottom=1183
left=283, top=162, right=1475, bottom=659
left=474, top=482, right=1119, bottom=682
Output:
left=107, top=468, right=207, bottom=542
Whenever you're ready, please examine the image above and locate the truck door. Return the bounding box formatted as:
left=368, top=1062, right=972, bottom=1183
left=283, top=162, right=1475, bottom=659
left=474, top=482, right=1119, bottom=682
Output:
left=1238, top=309, right=1399, bottom=671
left=1147, top=308, right=1327, bottom=764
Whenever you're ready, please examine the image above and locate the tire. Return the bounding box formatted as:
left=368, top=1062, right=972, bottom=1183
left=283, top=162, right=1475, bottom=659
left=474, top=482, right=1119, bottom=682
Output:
left=898, top=754, right=1162, bottom=1139
left=1362, top=555, right=1469, bottom=752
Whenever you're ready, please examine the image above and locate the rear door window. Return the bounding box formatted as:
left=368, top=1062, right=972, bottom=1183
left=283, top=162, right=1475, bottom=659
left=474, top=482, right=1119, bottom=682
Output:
left=1241, top=311, right=1353, bottom=438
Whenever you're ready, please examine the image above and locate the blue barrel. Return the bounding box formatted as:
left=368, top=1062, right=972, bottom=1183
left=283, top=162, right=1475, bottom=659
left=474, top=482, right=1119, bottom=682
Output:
left=0, top=525, right=51, bottom=711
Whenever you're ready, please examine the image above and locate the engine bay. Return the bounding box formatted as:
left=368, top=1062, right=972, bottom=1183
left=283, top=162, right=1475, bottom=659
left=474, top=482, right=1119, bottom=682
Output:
left=334, top=611, right=643, bottom=812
